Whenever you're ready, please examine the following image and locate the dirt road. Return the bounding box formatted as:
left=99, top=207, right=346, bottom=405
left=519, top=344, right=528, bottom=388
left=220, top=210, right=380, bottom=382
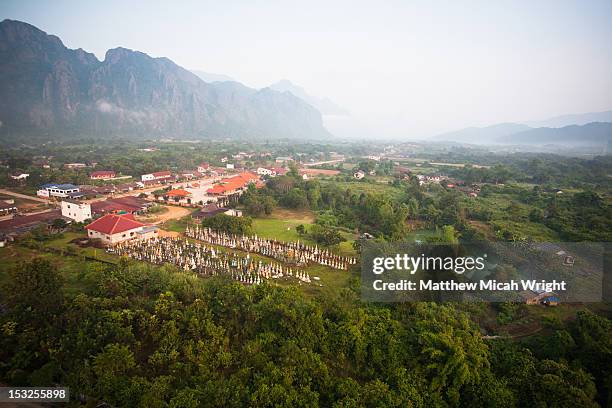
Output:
left=154, top=205, right=192, bottom=224
left=136, top=205, right=192, bottom=225
left=0, top=188, right=49, bottom=203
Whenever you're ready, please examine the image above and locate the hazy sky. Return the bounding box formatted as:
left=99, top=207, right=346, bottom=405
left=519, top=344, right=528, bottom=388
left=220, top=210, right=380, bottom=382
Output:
left=2, top=0, right=612, bottom=139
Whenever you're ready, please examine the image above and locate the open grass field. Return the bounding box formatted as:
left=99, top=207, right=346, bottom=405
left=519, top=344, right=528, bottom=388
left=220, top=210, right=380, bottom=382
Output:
left=251, top=208, right=314, bottom=241
left=160, top=213, right=197, bottom=232
left=252, top=208, right=357, bottom=256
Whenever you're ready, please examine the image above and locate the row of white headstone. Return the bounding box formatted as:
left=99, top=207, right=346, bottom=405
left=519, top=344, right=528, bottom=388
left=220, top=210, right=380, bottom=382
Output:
left=185, top=225, right=356, bottom=270
left=108, top=236, right=312, bottom=284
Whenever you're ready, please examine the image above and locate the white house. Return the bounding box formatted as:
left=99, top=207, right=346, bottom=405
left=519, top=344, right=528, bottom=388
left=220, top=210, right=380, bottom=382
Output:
left=257, top=167, right=275, bottom=176
left=64, top=163, right=87, bottom=169
left=61, top=201, right=92, bottom=223
left=85, top=213, right=158, bottom=245
left=226, top=163, right=235, bottom=169
left=37, top=183, right=80, bottom=198
left=141, top=171, right=172, bottom=182
left=10, top=173, right=29, bottom=180
left=353, top=170, right=366, bottom=180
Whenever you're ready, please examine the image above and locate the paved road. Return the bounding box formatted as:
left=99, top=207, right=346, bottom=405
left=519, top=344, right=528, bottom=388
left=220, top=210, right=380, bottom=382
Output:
left=0, top=189, right=49, bottom=203
left=88, top=176, right=222, bottom=202
left=302, top=159, right=345, bottom=167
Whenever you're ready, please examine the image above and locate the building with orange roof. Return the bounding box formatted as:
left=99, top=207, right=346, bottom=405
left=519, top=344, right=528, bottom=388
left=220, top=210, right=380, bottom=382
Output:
left=162, top=188, right=193, bottom=205
left=206, top=172, right=259, bottom=196
left=165, top=189, right=191, bottom=198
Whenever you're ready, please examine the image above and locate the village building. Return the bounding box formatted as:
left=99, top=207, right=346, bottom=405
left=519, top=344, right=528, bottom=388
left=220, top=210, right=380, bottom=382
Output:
left=114, top=183, right=138, bottom=193
left=37, top=183, right=80, bottom=198
left=66, top=191, right=87, bottom=199
left=197, top=163, right=210, bottom=173
left=416, top=174, right=444, bottom=186
left=89, top=185, right=116, bottom=195
left=257, top=167, right=288, bottom=177
left=353, top=170, right=366, bottom=180
left=90, top=196, right=151, bottom=216
left=179, top=170, right=202, bottom=180
left=90, top=170, right=116, bottom=180
left=85, top=213, right=158, bottom=245
left=206, top=172, right=259, bottom=197
left=10, top=173, right=29, bottom=180
left=257, top=167, right=275, bottom=176
left=272, top=167, right=288, bottom=176
left=141, top=171, right=172, bottom=182
left=226, top=163, right=235, bottom=169
left=191, top=203, right=243, bottom=220
left=162, top=189, right=193, bottom=204
left=0, top=201, right=18, bottom=217
left=0, top=209, right=63, bottom=236
left=61, top=200, right=92, bottom=223
left=64, top=163, right=87, bottom=169
left=519, top=290, right=560, bottom=306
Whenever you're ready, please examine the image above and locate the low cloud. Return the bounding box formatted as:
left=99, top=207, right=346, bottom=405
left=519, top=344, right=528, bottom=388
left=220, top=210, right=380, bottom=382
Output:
left=95, top=100, right=147, bottom=120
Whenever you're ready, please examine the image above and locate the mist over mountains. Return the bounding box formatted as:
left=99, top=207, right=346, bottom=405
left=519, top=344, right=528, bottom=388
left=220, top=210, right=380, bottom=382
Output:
left=0, top=19, right=331, bottom=142
left=191, top=70, right=236, bottom=83
left=435, top=115, right=612, bottom=147
left=268, top=80, right=348, bottom=116
left=525, top=110, right=612, bottom=128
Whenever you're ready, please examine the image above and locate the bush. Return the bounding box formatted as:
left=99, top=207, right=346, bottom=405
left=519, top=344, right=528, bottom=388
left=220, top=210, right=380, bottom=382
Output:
left=202, top=214, right=253, bottom=235
left=309, top=225, right=346, bottom=246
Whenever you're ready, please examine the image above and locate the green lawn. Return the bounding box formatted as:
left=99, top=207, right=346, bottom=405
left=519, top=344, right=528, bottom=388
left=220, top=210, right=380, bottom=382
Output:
left=251, top=209, right=357, bottom=257
left=161, top=215, right=196, bottom=233
left=252, top=218, right=310, bottom=242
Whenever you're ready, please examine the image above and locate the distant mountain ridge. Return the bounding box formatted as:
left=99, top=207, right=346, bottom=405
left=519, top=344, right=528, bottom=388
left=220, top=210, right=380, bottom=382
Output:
left=525, top=110, right=612, bottom=128
left=498, top=122, right=612, bottom=146
left=434, top=123, right=532, bottom=144
left=0, top=19, right=331, bottom=141
left=269, top=79, right=348, bottom=116
left=434, top=113, right=612, bottom=146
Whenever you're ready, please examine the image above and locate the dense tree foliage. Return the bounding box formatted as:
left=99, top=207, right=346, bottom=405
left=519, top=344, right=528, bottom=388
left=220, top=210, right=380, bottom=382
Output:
left=1, top=259, right=610, bottom=407
left=201, top=214, right=253, bottom=236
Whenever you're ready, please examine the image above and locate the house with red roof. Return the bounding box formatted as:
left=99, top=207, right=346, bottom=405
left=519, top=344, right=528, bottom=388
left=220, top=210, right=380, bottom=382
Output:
left=197, top=163, right=210, bottom=173
left=85, top=213, right=158, bottom=245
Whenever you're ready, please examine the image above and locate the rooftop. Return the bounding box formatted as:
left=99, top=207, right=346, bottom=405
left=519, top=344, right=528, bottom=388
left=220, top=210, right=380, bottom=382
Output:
left=40, top=183, right=79, bottom=190
left=85, top=214, right=145, bottom=235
